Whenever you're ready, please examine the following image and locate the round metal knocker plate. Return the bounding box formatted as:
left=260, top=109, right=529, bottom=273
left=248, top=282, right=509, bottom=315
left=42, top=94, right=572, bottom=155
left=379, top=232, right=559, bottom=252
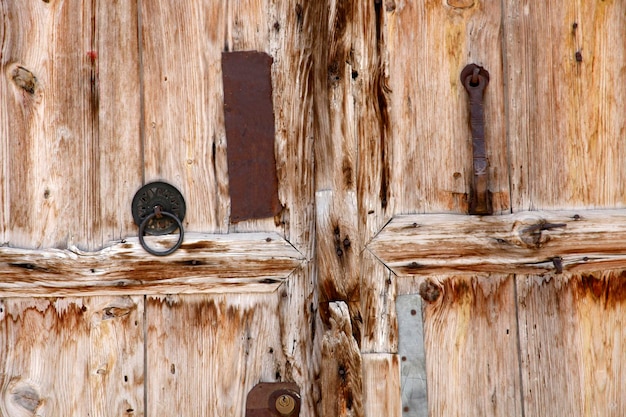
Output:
left=131, top=182, right=186, bottom=235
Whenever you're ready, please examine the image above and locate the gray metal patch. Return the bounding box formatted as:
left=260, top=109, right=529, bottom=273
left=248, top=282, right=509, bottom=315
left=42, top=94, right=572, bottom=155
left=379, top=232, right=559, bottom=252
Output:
left=397, top=294, right=428, bottom=417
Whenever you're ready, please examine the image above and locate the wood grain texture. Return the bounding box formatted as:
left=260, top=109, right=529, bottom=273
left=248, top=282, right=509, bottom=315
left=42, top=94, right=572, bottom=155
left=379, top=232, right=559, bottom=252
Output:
left=320, top=301, right=363, bottom=417
left=277, top=265, right=321, bottom=417
left=145, top=293, right=287, bottom=417
left=370, top=209, right=626, bottom=276
left=386, top=0, right=509, bottom=215
left=360, top=249, right=398, bottom=353
left=517, top=271, right=626, bottom=417
left=0, top=0, right=141, bottom=250
left=0, top=232, right=303, bottom=296
left=423, top=274, right=522, bottom=417
left=504, top=0, right=626, bottom=210
left=362, top=354, right=401, bottom=417
left=0, top=296, right=144, bottom=417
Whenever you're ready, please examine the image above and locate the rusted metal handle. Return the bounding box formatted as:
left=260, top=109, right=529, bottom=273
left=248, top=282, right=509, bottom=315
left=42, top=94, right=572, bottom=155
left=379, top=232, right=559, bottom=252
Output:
left=461, top=64, right=492, bottom=215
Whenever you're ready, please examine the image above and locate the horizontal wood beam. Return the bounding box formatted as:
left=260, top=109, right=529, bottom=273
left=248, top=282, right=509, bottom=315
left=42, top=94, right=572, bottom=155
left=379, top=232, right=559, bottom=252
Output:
left=0, top=233, right=304, bottom=296
left=368, top=209, right=626, bottom=276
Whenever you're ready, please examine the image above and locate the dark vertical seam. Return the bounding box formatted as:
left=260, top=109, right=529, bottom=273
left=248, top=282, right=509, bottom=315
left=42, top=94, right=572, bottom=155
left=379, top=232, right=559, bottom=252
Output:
left=137, top=0, right=145, bottom=185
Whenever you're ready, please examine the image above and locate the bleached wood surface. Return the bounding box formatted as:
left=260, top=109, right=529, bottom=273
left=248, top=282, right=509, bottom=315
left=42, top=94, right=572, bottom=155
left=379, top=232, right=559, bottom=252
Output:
left=0, top=232, right=303, bottom=296
left=369, top=210, right=626, bottom=276
left=0, top=297, right=144, bottom=416
left=517, top=272, right=626, bottom=417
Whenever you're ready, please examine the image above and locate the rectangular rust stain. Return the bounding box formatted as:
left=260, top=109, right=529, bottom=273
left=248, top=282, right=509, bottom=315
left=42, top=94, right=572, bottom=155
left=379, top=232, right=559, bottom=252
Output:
left=222, top=51, right=281, bottom=222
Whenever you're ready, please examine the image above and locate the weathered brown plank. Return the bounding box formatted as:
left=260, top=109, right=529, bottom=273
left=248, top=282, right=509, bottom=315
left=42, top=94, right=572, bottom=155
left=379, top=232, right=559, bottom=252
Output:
left=423, top=274, right=522, bottom=417
left=0, top=0, right=141, bottom=250
left=0, top=296, right=144, bottom=416
left=362, top=354, right=401, bottom=417
left=504, top=0, right=626, bottom=210
left=517, top=271, right=626, bottom=417
left=320, top=301, right=363, bottom=417
left=386, top=0, right=509, bottom=215
left=369, top=209, right=626, bottom=276
left=0, top=232, right=303, bottom=296
left=145, top=293, right=287, bottom=417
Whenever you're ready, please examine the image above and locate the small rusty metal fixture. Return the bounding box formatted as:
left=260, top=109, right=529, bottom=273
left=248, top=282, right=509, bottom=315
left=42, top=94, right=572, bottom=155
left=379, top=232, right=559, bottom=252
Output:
left=461, top=64, right=492, bottom=215
left=131, top=182, right=186, bottom=256
left=246, top=382, right=301, bottom=417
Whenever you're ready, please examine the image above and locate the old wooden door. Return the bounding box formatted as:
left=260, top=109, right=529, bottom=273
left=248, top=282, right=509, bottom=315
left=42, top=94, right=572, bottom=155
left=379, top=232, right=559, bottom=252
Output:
left=1, top=1, right=317, bottom=416
left=2, top=1, right=626, bottom=417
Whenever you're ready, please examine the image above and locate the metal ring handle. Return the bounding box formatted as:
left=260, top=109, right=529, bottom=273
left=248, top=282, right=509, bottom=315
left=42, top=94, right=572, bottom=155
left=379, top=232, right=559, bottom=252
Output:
left=138, top=210, right=184, bottom=256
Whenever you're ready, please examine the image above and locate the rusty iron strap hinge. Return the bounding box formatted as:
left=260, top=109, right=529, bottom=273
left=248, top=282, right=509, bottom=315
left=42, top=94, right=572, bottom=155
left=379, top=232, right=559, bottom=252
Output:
left=461, top=64, right=492, bottom=215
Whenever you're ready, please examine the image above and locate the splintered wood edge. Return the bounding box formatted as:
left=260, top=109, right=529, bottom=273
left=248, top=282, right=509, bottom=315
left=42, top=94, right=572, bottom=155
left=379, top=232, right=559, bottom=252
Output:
left=0, top=232, right=304, bottom=297
left=367, top=209, right=626, bottom=276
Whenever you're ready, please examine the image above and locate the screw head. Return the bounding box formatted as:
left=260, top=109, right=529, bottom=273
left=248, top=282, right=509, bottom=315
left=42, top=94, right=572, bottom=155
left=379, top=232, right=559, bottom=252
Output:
left=275, top=394, right=296, bottom=416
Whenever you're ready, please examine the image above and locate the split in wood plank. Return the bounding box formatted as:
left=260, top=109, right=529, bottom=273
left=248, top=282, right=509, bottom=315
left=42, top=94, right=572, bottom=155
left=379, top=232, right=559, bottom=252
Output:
left=369, top=209, right=626, bottom=276
left=0, top=232, right=303, bottom=296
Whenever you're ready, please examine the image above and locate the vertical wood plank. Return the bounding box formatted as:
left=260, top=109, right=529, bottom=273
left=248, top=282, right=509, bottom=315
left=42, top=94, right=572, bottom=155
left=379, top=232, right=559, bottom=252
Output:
left=145, top=293, right=287, bottom=417
left=386, top=0, right=509, bottom=215
left=96, top=0, right=142, bottom=246
left=517, top=272, right=626, bottom=417
left=0, top=297, right=144, bottom=417
left=320, top=301, right=363, bottom=417
left=423, top=274, right=522, bottom=417
left=277, top=266, right=321, bottom=417
left=140, top=0, right=230, bottom=233
left=1, top=0, right=141, bottom=250
left=504, top=0, right=626, bottom=210
left=362, top=354, right=401, bottom=417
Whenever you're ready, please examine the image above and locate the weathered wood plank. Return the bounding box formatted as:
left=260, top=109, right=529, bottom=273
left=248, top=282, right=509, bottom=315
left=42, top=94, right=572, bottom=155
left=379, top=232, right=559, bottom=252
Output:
left=362, top=354, right=401, bottom=417
left=276, top=265, right=321, bottom=417
left=0, top=296, right=144, bottom=417
left=320, top=301, right=363, bottom=417
left=386, top=0, right=509, bottom=215
left=517, top=271, right=626, bottom=417
left=145, top=293, right=287, bottom=417
left=369, top=209, right=626, bottom=276
left=360, top=249, right=397, bottom=353
left=0, top=232, right=303, bottom=296
left=140, top=0, right=230, bottom=233
left=0, top=0, right=141, bottom=250
left=423, top=274, right=522, bottom=417
left=504, top=0, right=626, bottom=210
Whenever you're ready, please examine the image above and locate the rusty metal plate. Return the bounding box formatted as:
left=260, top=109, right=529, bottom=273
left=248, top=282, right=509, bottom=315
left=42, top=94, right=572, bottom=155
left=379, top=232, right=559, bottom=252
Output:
left=246, top=382, right=301, bottom=417
left=222, top=51, right=281, bottom=223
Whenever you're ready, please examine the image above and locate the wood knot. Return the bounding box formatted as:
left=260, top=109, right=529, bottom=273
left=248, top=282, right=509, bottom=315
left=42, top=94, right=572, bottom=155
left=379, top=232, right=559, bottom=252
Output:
left=11, top=65, right=38, bottom=94
left=447, top=0, right=474, bottom=8
left=419, top=279, right=441, bottom=303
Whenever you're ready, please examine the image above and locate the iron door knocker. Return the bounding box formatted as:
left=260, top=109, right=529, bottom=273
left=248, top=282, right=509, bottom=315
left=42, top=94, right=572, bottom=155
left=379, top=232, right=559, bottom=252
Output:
left=131, top=182, right=186, bottom=256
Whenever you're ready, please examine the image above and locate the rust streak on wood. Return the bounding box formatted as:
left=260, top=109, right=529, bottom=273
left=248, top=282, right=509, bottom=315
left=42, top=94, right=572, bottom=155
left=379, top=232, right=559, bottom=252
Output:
left=369, top=210, right=626, bottom=276
left=424, top=275, right=522, bottom=416
left=517, top=271, right=626, bottom=416
left=0, top=232, right=303, bottom=296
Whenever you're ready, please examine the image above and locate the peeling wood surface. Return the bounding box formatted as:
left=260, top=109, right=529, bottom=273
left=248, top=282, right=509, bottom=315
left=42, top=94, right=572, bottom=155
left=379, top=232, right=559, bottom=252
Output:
left=0, top=232, right=303, bottom=296
left=423, top=275, right=522, bottom=417
left=504, top=0, right=626, bottom=210
left=320, top=301, right=363, bottom=417
left=370, top=210, right=626, bottom=276
left=517, top=271, right=626, bottom=417
left=0, top=297, right=144, bottom=416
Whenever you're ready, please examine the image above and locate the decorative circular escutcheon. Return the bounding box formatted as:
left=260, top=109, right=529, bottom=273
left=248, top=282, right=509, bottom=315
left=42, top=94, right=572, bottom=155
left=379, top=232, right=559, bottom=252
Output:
left=131, top=182, right=186, bottom=236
